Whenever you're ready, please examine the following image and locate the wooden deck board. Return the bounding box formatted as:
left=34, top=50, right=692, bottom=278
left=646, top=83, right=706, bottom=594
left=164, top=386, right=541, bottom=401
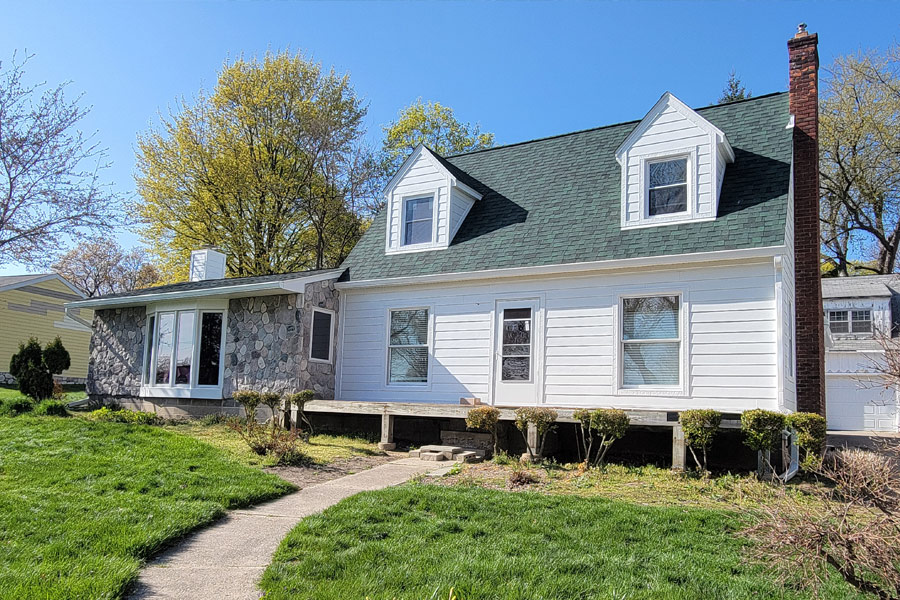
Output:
left=304, top=400, right=741, bottom=429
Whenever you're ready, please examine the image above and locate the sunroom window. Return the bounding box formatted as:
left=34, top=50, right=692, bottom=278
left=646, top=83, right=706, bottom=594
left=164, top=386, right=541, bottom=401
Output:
left=388, top=308, right=429, bottom=384
left=622, top=295, right=681, bottom=387
left=146, top=309, right=225, bottom=389
left=402, top=196, right=434, bottom=246
left=647, top=158, right=688, bottom=216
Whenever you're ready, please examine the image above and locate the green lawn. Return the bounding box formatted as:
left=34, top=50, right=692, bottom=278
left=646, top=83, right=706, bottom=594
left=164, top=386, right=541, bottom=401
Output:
left=0, top=383, right=86, bottom=403
left=0, top=416, right=294, bottom=599
left=164, top=421, right=382, bottom=467
left=260, top=485, right=864, bottom=600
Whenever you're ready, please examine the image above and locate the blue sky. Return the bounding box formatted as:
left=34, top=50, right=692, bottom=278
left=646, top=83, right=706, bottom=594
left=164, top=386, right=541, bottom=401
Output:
left=2, top=1, right=898, bottom=275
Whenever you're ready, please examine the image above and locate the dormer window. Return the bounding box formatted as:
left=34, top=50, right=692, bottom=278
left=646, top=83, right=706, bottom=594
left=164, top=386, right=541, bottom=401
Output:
left=615, top=93, right=734, bottom=230
left=648, top=157, right=688, bottom=216
left=402, top=196, right=434, bottom=246
left=828, top=309, right=872, bottom=335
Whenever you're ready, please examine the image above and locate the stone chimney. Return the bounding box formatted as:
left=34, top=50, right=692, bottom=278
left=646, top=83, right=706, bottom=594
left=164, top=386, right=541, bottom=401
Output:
left=788, top=23, right=825, bottom=416
left=189, top=247, right=227, bottom=282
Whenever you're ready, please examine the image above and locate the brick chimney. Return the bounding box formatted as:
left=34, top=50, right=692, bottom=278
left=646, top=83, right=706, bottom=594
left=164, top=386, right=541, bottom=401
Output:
left=788, top=23, right=825, bottom=416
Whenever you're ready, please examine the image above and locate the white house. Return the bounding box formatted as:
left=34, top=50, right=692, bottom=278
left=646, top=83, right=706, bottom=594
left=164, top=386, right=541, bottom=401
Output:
left=69, top=28, right=847, bottom=462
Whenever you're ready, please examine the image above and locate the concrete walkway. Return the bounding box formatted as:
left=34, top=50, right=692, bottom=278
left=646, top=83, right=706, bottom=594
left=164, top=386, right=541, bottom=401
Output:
left=128, top=458, right=445, bottom=600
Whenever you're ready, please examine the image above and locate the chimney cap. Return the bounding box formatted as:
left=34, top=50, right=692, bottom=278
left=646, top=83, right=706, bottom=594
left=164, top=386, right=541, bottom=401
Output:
left=795, top=22, right=808, bottom=37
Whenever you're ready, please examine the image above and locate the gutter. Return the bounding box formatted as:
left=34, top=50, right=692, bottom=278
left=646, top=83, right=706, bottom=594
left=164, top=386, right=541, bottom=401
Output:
left=65, top=270, right=340, bottom=310
left=337, top=245, right=787, bottom=290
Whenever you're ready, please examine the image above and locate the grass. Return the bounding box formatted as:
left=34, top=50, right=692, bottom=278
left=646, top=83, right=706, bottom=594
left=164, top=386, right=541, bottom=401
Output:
left=0, top=383, right=86, bottom=404
left=164, top=421, right=383, bottom=467
left=437, top=461, right=822, bottom=511
left=260, top=485, right=864, bottom=600
left=0, top=416, right=294, bottom=599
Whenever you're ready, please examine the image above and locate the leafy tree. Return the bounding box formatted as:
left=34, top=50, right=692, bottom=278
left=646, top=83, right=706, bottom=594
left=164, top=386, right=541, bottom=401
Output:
left=0, top=53, right=120, bottom=267
left=52, top=239, right=159, bottom=297
left=820, top=44, right=900, bottom=275
left=718, top=69, right=751, bottom=103
left=9, top=336, right=70, bottom=400
left=135, top=51, right=376, bottom=282
left=381, top=99, right=494, bottom=181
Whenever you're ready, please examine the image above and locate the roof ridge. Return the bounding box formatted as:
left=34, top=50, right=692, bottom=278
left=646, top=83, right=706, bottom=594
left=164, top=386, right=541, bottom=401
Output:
left=446, top=91, right=788, bottom=160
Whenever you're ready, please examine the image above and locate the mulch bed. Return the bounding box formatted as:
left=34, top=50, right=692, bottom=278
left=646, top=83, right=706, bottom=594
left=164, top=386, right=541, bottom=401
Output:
left=266, top=452, right=402, bottom=488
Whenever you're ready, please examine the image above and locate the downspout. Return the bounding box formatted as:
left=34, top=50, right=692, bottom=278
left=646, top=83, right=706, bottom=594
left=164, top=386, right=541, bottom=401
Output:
left=779, top=428, right=800, bottom=482
left=65, top=306, right=93, bottom=331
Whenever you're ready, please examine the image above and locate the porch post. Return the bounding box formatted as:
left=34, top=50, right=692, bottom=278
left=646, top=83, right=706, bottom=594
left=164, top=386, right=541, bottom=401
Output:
left=524, top=423, right=540, bottom=461
left=378, top=412, right=396, bottom=450
left=671, top=423, right=686, bottom=471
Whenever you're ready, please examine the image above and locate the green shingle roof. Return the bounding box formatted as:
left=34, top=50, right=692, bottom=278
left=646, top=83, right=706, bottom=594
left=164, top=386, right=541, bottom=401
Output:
left=341, top=92, right=791, bottom=282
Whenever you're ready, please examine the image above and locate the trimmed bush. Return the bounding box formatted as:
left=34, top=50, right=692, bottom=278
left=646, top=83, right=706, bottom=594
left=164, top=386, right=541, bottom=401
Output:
left=574, top=408, right=630, bottom=467
left=0, top=397, right=34, bottom=417
left=260, top=392, right=282, bottom=428
left=466, top=406, right=501, bottom=455
left=33, top=399, right=69, bottom=417
left=680, top=409, right=722, bottom=472
left=786, top=412, right=827, bottom=470
left=288, top=390, right=315, bottom=438
left=741, top=409, right=786, bottom=453
left=514, top=407, right=557, bottom=461
left=233, top=390, right=262, bottom=422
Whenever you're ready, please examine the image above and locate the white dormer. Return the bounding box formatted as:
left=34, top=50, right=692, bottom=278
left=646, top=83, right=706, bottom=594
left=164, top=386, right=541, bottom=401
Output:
left=384, top=144, right=482, bottom=255
left=615, top=93, right=735, bottom=230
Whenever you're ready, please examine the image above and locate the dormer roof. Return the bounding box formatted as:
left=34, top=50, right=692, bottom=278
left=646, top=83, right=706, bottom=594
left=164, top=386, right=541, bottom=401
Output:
left=615, top=92, right=735, bottom=165
left=383, top=144, right=483, bottom=202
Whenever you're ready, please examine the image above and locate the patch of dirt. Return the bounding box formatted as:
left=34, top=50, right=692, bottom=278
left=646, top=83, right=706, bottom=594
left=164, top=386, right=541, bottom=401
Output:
left=265, top=452, right=402, bottom=488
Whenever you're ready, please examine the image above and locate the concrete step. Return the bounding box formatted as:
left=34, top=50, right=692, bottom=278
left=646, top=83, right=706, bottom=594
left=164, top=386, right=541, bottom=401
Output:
left=419, top=451, right=447, bottom=462
left=410, top=445, right=484, bottom=463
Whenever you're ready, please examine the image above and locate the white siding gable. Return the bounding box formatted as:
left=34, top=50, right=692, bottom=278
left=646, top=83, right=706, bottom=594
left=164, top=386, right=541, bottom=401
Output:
left=383, top=145, right=481, bottom=255
left=616, top=93, right=734, bottom=230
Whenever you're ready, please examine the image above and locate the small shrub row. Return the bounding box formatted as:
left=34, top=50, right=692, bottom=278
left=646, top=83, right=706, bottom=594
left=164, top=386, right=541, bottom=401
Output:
left=90, top=406, right=162, bottom=425
left=0, top=397, right=69, bottom=418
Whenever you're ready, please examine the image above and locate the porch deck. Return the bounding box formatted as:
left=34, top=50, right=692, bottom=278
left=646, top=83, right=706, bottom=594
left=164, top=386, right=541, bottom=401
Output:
left=303, top=399, right=741, bottom=469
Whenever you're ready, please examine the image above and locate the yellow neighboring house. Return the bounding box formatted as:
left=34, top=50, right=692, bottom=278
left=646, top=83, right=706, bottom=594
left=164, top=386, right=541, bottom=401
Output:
left=0, top=274, right=92, bottom=385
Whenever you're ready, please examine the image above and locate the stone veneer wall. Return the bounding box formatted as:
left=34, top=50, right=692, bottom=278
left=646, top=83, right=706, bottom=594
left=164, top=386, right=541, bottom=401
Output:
left=222, top=294, right=303, bottom=398
left=82, top=281, right=340, bottom=418
left=298, top=279, right=340, bottom=398
left=86, top=306, right=145, bottom=400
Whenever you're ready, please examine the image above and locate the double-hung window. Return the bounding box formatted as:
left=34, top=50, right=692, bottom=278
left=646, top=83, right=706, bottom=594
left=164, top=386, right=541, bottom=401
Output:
left=402, top=196, right=434, bottom=246
left=144, top=308, right=226, bottom=394
left=621, top=295, right=681, bottom=387
left=828, top=309, right=872, bottom=335
left=647, top=157, right=688, bottom=216
left=388, top=308, right=429, bottom=384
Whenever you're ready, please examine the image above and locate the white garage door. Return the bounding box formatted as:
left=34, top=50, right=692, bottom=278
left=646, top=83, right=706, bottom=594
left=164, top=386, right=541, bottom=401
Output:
left=826, top=377, right=899, bottom=431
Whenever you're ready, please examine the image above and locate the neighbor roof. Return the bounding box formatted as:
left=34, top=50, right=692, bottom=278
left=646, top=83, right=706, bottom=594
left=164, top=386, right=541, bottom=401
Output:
left=822, top=275, right=897, bottom=299
left=67, top=269, right=341, bottom=309
left=340, top=92, right=792, bottom=283
left=0, top=273, right=85, bottom=297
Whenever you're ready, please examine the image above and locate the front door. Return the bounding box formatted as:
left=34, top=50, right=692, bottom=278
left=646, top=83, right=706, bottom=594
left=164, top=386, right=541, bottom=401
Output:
left=494, top=300, right=539, bottom=405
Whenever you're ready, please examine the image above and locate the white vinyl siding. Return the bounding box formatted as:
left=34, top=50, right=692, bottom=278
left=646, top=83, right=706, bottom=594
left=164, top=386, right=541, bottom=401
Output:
left=338, top=259, right=779, bottom=412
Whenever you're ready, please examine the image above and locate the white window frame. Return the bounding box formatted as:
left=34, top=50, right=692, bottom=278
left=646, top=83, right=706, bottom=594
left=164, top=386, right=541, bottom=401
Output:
left=309, top=307, right=335, bottom=364
left=141, top=300, right=228, bottom=400
left=400, top=194, right=437, bottom=248
left=851, top=309, right=873, bottom=334
left=385, top=306, right=432, bottom=388
left=643, top=153, right=693, bottom=221
left=617, top=292, right=686, bottom=394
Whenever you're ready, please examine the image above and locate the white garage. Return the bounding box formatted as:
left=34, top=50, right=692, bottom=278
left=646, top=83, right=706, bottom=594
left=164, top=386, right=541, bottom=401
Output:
left=826, top=375, right=899, bottom=432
